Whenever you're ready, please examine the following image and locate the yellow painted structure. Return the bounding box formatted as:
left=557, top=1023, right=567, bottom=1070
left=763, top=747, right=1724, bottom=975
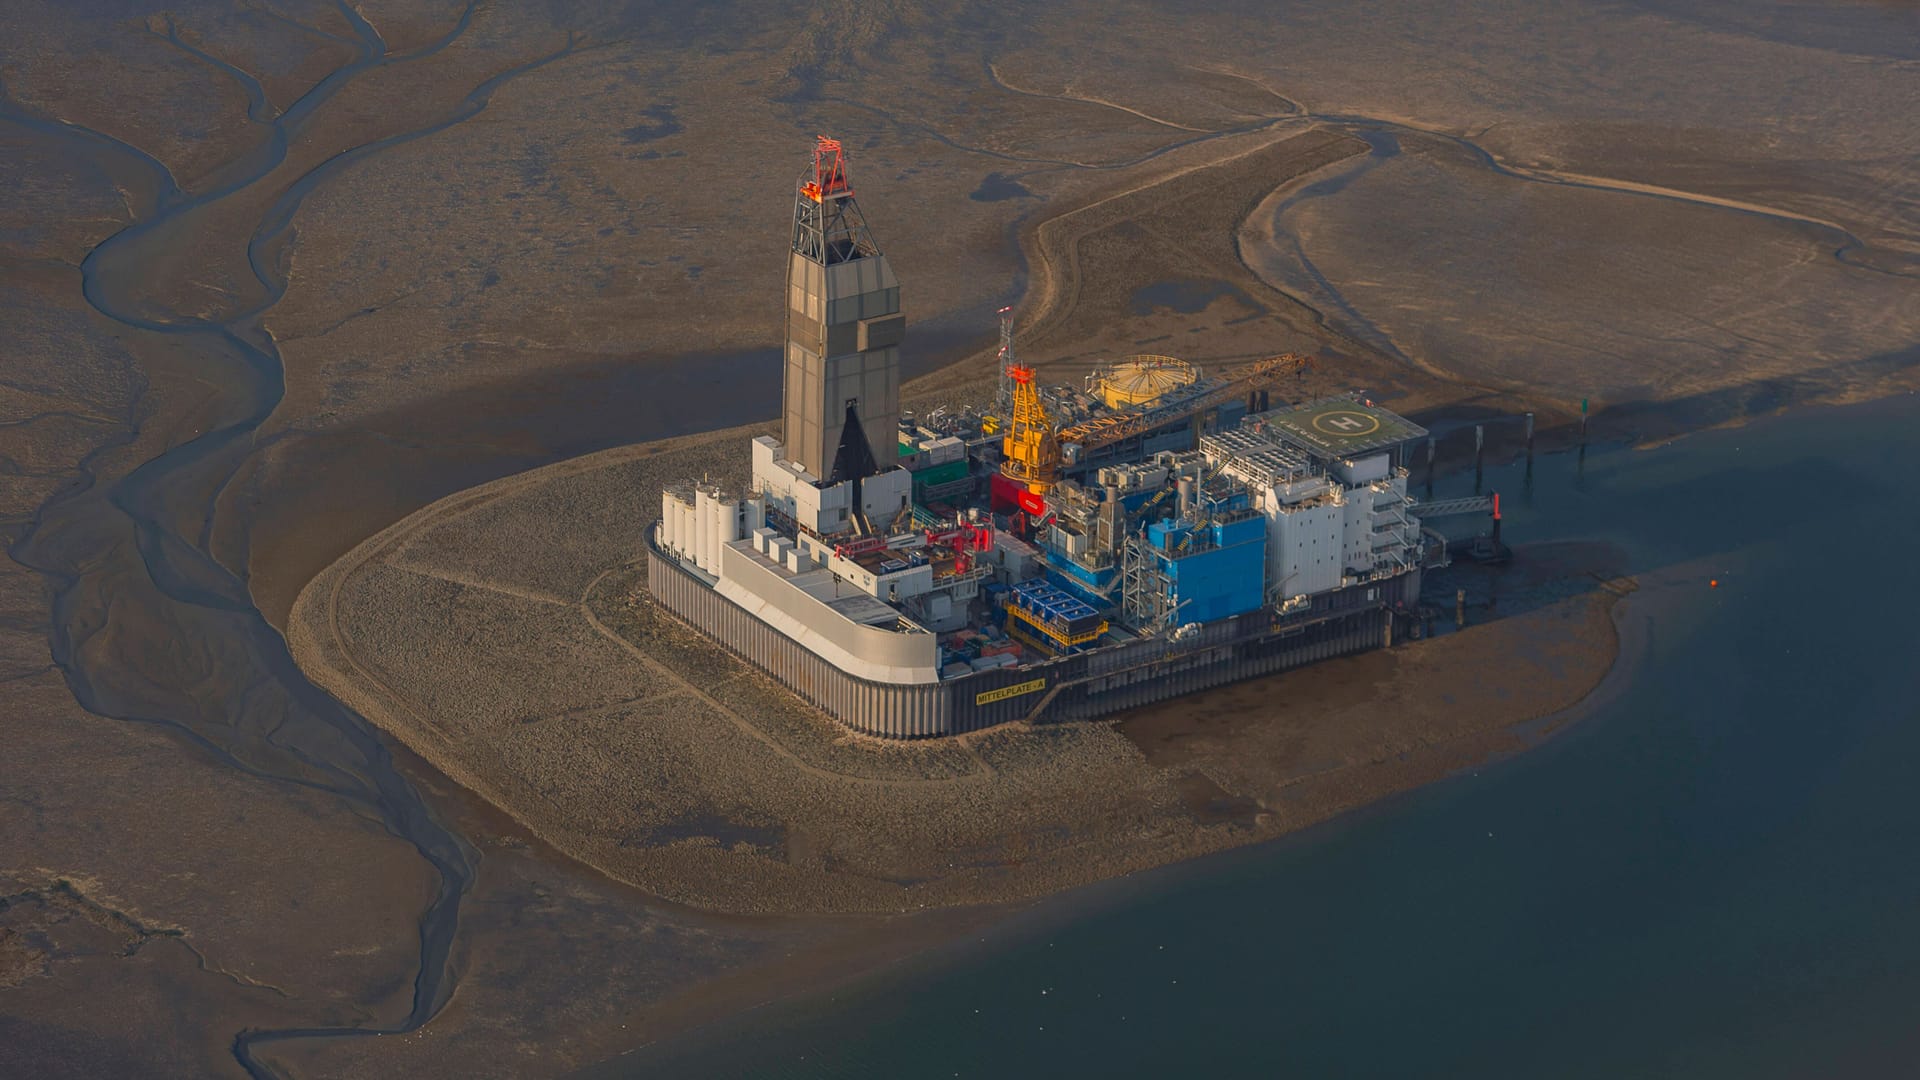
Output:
left=1095, top=355, right=1197, bottom=409
left=1001, top=353, right=1312, bottom=505
left=999, top=365, right=1058, bottom=504
left=1005, top=603, right=1108, bottom=652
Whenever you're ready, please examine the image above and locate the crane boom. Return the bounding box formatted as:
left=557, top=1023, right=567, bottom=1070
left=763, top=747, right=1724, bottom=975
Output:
left=1001, top=351, right=1312, bottom=506
left=1058, top=353, right=1311, bottom=460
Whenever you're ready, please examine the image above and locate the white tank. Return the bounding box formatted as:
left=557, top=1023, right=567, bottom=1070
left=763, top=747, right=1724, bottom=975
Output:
left=718, top=493, right=740, bottom=563
left=695, top=487, right=712, bottom=572
left=705, top=488, right=724, bottom=572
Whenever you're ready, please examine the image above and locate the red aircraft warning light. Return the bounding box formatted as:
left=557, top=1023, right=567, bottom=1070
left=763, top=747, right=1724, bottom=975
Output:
left=800, top=136, right=853, bottom=202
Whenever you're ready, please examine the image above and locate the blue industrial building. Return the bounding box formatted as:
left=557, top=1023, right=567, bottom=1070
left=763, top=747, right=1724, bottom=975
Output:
left=1045, top=557, right=1118, bottom=609
left=1143, top=511, right=1268, bottom=624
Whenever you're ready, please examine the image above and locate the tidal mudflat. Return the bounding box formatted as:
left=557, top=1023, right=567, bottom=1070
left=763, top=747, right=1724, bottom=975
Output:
left=3, top=0, right=1914, bottom=1074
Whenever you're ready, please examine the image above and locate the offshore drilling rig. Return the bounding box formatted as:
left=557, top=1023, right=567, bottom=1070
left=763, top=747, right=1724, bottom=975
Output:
left=648, top=137, right=1484, bottom=738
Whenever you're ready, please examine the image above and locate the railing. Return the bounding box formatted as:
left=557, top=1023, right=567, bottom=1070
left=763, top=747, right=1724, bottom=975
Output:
left=1056, top=353, right=1312, bottom=456
left=1409, top=495, right=1494, bottom=518
left=1005, top=600, right=1108, bottom=649
left=933, top=564, right=992, bottom=587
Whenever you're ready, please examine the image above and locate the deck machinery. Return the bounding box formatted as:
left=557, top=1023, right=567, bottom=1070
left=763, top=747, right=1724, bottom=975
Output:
left=647, top=138, right=1464, bottom=738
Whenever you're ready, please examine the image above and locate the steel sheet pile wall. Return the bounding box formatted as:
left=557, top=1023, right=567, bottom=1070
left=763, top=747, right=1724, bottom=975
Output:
left=647, top=525, right=1406, bottom=738
left=951, top=584, right=1398, bottom=728
left=648, top=541, right=959, bottom=737
left=1053, top=609, right=1386, bottom=720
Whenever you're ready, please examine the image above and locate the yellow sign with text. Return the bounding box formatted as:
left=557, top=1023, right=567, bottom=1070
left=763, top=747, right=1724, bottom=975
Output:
left=976, top=678, right=1046, bottom=706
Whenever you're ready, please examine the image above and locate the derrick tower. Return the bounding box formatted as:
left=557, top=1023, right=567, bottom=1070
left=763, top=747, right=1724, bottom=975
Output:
left=782, top=136, right=905, bottom=483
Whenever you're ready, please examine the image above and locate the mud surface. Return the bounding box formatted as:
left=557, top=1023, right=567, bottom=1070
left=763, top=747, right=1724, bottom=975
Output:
left=2, top=0, right=1913, bottom=1074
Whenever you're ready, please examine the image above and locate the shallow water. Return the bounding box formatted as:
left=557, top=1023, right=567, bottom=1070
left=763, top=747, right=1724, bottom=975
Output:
left=612, top=393, right=1920, bottom=1078
left=7, top=0, right=1916, bottom=1070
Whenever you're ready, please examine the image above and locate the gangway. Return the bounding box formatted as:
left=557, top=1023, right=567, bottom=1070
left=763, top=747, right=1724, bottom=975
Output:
left=1410, top=495, right=1494, bottom=518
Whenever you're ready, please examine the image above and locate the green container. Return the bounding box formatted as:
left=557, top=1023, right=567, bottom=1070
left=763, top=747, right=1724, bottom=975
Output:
left=910, top=459, right=970, bottom=489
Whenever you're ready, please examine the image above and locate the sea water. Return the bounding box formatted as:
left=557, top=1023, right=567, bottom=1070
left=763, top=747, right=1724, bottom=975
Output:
left=613, top=393, right=1920, bottom=1078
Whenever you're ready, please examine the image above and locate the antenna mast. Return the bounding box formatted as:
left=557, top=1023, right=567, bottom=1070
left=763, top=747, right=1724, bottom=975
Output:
left=996, top=305, right=1015, bottom=414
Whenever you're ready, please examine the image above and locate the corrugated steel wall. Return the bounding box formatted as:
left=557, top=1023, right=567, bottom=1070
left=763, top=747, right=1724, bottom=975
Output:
left=1054, top=609, right=1386, bottom=719
left=647, top=531, right=1404, bottom=740
left=649, top=545, right=956, bottom=737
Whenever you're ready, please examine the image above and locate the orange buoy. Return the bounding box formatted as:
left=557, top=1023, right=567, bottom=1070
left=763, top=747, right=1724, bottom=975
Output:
left=1710, top=579, right=1719, bottom=588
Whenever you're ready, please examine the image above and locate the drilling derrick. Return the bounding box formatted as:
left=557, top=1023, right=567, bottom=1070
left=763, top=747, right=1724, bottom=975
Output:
left=784, top=136, right=904, bottom=484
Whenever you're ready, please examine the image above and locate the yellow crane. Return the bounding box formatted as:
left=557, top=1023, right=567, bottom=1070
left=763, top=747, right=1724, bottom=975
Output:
left=1000, top=352, right=1312, bottom=508
left=999, top=362, right=1058, bottom=514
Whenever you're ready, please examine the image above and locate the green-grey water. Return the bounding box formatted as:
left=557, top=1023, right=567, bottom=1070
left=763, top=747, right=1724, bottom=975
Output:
left=9, top=0, right=1915, bottom=1072
left=613, top=392, right=1920, bottom=1078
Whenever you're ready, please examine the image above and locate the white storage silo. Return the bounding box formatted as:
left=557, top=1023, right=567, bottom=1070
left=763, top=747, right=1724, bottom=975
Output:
left=694, top=486, right=712, bottom=572
left=710, top=491, right=729, bottom=557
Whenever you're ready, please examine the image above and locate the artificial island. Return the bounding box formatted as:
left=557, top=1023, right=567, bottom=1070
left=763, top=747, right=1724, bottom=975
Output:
left=652, top=137, right=1499, bottom=738
left=290, top=135, right=1625, bottom=917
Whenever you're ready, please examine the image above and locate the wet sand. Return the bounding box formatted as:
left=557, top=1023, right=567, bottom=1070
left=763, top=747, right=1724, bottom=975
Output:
left=4, top=0, right=1915, bottom=1074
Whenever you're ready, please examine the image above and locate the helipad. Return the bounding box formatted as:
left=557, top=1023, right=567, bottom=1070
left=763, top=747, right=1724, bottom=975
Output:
left=1259, top=397, right=1427, bottom=458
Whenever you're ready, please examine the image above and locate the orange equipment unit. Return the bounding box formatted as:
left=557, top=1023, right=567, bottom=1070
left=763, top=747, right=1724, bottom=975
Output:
left=998, top=364, right=1058, bottom=516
